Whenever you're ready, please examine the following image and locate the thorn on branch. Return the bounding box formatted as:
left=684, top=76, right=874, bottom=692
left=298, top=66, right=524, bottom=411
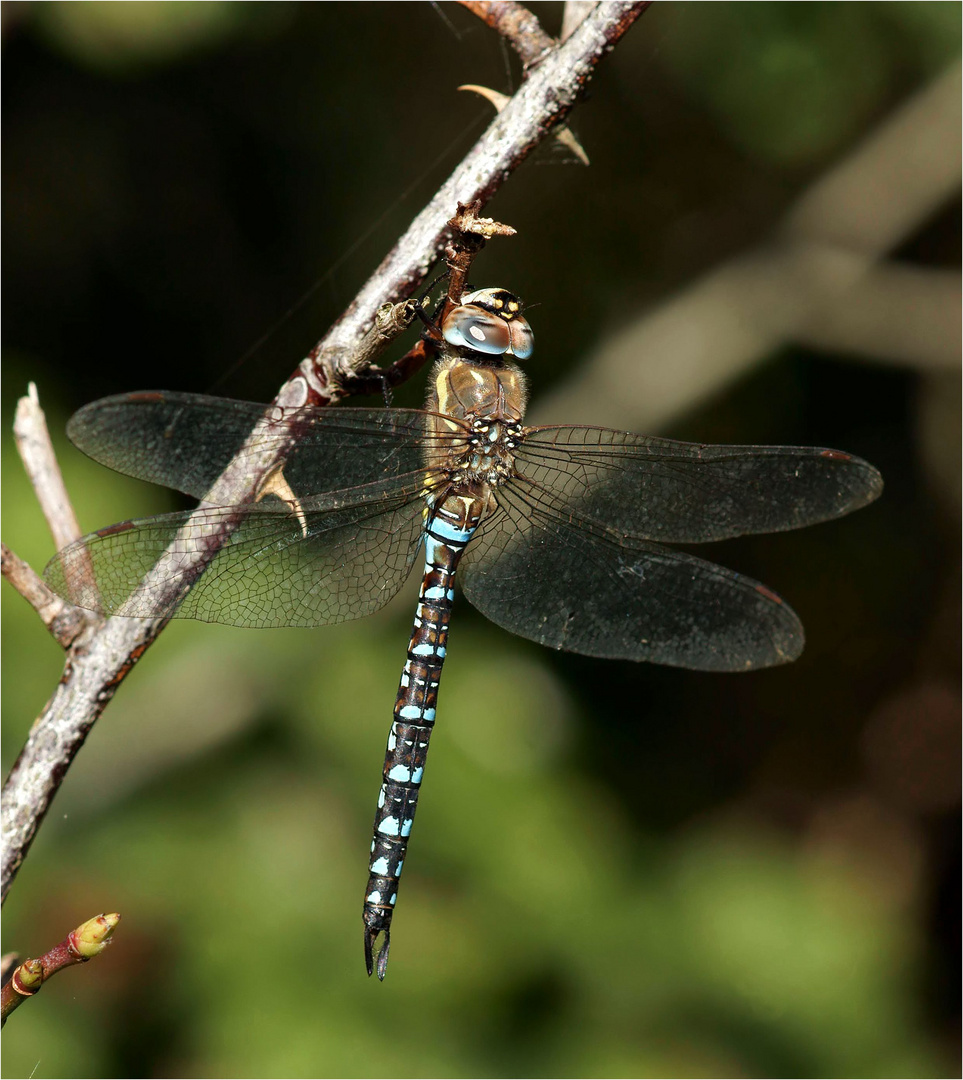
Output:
left=458, top=83, right=511, bottom=113
left=340, top=299, right=422, bottom=377
left=459, top=84, right=590, bottom=165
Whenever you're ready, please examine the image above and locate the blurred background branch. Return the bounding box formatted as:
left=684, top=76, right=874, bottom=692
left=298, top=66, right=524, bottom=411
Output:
left=533, top=61, right=961, bottom=430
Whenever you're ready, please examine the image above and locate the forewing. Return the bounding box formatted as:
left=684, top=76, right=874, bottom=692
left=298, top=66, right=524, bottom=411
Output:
left=43, top=475, right=429, bottom=628
left=461, top=482, right=803, bottom=671
left=516, top=427, right=883, bottom=544
left=66, top=391, right=448, bottom=498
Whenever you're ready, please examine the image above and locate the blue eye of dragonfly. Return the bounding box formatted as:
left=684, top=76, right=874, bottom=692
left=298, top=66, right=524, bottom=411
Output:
left=441, top=287, right=534, bottom=359
left=43, top=279, right=883, bottom=982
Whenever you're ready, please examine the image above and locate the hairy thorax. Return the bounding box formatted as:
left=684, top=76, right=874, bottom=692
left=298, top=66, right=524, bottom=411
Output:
left=424, top=356, right=528, bottom=503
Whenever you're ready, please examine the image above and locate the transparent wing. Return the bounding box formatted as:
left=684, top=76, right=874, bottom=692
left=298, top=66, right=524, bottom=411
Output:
left=516, top=426, right=883, bottom=544
left=44, top=475, right=431, bottom=628
left=65, top=391, right=461, bottom=498
left=461, top=480, right=803, bottom=671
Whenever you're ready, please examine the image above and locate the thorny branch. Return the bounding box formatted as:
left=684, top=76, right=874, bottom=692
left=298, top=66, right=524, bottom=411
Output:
left=1, top=2, right=648, bottom=905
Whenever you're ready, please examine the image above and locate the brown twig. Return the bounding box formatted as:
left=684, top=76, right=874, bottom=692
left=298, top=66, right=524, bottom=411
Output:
left=1, top=913, right=119, bottom=1026
left=338, top=203, right=517, bottom=397
left=442, top=202, right=516, bottom=308
left=1, top=542, right=91, bottom=649
left=1, top=2, right=649, bottom=905
left=459, top=0, right=554, bottom=67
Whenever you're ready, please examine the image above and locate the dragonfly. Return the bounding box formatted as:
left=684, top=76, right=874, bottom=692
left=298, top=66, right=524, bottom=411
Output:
left=44, top=285, right=883, bottom=979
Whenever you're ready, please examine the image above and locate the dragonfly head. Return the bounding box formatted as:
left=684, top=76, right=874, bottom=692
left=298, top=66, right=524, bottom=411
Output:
left=441, top=287, right=534, bottom=360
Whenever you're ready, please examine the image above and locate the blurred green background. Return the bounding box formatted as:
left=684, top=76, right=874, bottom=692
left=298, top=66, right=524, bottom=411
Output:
left=2, top=3, right=959, bottom=1077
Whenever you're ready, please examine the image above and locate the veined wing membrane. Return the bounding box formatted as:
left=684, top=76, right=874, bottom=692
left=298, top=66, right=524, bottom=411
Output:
left=44, top=473, right=431, bottom=628
left=516, top=427, right=883, bottom=544
left=66, top=392, right=461, bottom=499
left=462, top=480, right=803, bottom=671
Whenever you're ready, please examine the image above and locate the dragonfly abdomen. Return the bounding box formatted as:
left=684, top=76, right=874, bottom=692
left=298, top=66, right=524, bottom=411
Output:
left=363, top=492, right=483, bottom=979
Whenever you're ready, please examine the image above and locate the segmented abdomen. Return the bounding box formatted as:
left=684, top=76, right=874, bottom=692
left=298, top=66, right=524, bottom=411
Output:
left=362, top=492, right=482, bottom=979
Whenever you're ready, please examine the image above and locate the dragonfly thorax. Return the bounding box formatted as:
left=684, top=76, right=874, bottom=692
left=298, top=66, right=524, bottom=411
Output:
left=425, top=351, right=528, bottom=495
left=448, top=416, right=522, bottom=487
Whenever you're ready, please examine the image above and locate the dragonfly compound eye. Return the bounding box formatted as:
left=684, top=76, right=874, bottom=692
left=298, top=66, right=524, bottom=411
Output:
left=441, top=305, right=513, bottom=356
left=505, top=316, right=533, bottom=360
left=442, top=288, right=534, bottom=359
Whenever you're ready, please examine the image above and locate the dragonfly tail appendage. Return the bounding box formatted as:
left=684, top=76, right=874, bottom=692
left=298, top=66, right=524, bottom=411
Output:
left=362, top=495, right=481, bottom=979
left=363, top=917, right=390, bottom=981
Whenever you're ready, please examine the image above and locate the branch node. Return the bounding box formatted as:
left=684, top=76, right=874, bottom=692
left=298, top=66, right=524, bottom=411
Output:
left=1, top=542, right=95, bottom=648
left=459, top=1, right=556, bottom=67
left=449, top=200, right=517, bottom=240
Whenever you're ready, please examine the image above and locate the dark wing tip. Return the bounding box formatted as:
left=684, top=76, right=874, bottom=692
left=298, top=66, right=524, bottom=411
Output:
left=694, top=579, right=805, bottom=672
left=822, top=450, right=884, bottom=514
left=748, top=580, right=805, bottom=668
left=65, top=392, right=140, bottom=456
